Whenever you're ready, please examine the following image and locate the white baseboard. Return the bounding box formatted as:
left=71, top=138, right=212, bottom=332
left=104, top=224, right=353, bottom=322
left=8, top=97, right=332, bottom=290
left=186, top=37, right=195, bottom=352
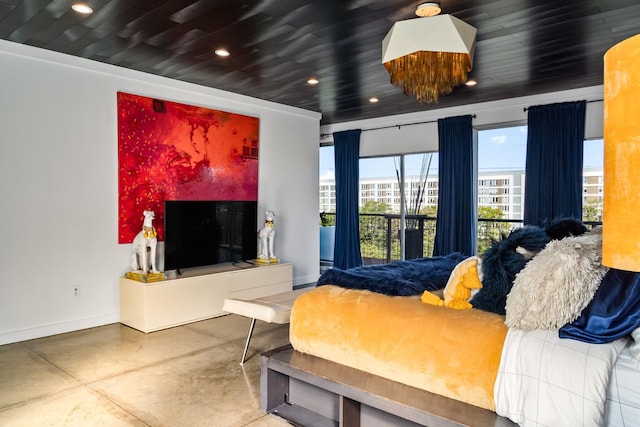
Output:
left=294, top=273, right=319, bottom=288
left=0, top=313, right=120, bottom=346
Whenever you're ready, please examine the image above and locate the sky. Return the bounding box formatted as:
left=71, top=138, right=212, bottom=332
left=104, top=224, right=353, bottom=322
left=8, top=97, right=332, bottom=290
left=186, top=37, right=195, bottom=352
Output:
left=320, top=126, right=604, bottom=180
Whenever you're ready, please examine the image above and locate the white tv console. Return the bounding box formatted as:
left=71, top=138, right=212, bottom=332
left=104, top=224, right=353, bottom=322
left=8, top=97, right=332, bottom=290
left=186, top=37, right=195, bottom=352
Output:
left=119, top=262, right=293, bottom=333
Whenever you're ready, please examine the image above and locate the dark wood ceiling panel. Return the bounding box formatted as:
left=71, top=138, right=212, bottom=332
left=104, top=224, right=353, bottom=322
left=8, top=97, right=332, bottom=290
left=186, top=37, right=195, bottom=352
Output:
left=1, top=0, right=640, bottom=124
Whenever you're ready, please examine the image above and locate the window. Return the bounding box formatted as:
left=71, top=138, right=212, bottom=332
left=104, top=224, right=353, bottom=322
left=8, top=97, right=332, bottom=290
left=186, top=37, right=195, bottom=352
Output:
left=356, top=153, right=438, bottom=262
left=583, top=138, right=603, bottom=222
left=477, top=126, right=527, bottom=222
left=319, top=145, right=336, bottom=214
left=476, top=126, right=527, bottom=254
left=475, top=126, right=603, bottom=253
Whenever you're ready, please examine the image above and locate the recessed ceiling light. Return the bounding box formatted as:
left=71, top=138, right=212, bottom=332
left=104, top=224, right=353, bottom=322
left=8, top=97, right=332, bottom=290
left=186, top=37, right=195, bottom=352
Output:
left=214, top=49, right=230, bottom=57
left=465, top=79, right=477, bottom=86
left=71, top=3, right=93, bottom=14
left=307, top=78, right=319, bottom=85
left=369, top=97, right=379, bottom=103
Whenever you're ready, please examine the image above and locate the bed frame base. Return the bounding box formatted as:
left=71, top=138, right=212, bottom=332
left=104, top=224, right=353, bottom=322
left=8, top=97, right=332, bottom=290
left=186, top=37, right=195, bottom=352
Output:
left=260, top=345, right=516, bottom=427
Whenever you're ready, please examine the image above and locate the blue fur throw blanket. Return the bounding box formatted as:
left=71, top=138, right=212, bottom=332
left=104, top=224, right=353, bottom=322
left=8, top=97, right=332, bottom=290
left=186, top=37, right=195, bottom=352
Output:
left=470, top=226, right=551, bottom=315
left=317, top=253, right=467, bottom=296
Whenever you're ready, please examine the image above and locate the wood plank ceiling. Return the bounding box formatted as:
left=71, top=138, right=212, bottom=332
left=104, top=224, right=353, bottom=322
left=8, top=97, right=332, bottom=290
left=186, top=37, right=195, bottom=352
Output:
left=1, top=0, right=640, bottom=125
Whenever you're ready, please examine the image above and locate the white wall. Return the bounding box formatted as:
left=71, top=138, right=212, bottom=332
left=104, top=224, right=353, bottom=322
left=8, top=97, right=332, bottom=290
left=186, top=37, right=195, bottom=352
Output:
left=0, top=40, right=320, bottom=345
left=321, top=86, right=604, bottom=157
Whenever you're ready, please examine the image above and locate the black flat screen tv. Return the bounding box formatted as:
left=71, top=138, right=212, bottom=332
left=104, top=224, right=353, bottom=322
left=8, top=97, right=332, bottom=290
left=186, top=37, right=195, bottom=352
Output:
left=164, top=200, right=258, bottom=272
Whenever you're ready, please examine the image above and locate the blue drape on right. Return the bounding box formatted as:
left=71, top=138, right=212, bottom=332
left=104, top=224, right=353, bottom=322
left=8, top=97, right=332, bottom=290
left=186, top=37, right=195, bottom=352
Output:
left=332, top=129, right=363, bottom=270
left=433, top=115, right=475, bottom=256
left=560, top=269, right=640, bottom=343
left=524, top=101, right=586, bottom=226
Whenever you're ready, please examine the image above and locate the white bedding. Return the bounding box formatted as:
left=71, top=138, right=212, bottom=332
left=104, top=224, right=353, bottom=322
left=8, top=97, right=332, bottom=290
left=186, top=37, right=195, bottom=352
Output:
left=495, top=329, right=628, bottom=426
left=605, top=345, right=640, bottom=426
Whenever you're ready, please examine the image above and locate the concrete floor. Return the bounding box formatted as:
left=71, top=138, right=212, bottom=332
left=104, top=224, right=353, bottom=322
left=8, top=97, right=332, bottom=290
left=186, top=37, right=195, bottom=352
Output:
left=0, top=315, right=292, bottom=426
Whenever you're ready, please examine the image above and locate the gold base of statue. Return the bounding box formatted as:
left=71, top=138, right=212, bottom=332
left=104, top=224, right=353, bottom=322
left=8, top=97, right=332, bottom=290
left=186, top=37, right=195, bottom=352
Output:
left=125, top=271, right=166, bottom=283
left=253, top=257, right=279, bottom=265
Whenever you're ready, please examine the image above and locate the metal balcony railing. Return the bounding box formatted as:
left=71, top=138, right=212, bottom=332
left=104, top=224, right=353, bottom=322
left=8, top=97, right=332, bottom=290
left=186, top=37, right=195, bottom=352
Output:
left=358, top=213, right=525, bottom=264
left=320, top=212, right=601, bottom=267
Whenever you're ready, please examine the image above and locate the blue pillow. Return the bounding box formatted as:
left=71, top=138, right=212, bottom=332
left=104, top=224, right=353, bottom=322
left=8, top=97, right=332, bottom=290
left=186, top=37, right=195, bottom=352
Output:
left=559, top=268, right=640, bottom=343
left=470, top=225, right=550, bottom=315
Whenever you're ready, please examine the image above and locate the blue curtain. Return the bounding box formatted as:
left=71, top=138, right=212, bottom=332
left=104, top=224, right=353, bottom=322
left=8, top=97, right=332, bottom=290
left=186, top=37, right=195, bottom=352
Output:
left=524, top=101, right=586, bottom=226
left=333, top=130, right=363, bottom=269
left=433, top=115, right=475, bottom=256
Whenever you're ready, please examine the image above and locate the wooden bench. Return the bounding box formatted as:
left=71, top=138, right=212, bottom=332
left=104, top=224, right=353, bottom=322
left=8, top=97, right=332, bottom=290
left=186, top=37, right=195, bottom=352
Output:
left=222, top=287, right=310, bottom=364
left=261, top=345, right=516, bottom=427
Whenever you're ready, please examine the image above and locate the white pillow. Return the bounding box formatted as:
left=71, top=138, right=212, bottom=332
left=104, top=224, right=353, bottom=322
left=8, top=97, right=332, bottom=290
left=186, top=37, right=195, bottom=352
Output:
left=505, top=228, right=607, bottom=331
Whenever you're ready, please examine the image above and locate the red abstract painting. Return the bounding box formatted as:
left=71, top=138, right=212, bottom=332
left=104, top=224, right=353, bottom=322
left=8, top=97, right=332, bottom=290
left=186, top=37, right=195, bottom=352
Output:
left=118, top=92, right=259, bottom=243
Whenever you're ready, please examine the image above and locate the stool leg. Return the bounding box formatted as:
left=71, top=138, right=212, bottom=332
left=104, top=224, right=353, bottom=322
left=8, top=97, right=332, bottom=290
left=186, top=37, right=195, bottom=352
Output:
left=241, top=318, right=257, bottom=365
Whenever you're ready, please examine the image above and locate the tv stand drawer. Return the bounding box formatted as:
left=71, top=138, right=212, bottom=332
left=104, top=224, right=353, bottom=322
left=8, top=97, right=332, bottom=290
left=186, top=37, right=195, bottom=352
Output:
left=119, top=263, right=293, bottom=333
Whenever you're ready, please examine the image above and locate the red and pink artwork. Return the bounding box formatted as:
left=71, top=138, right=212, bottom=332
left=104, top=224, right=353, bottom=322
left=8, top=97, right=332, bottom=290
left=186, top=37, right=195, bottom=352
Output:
left=118, top=92, right=259, bottom=243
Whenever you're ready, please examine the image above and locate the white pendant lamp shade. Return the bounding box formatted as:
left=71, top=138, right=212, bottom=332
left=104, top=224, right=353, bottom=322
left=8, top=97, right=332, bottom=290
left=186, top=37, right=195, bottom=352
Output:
left=382, top=15, right=476, bottom=64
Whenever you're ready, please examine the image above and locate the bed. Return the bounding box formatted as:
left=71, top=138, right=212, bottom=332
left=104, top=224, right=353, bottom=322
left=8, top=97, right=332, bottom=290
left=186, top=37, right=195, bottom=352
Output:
left=279, top=227, right=640, bottom=426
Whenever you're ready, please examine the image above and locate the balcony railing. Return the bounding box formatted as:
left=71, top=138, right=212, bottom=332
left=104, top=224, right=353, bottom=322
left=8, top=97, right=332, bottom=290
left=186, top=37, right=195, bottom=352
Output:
left=358, top=213, right=524, bottom=264
left=321, top=212, right=601, bottom=266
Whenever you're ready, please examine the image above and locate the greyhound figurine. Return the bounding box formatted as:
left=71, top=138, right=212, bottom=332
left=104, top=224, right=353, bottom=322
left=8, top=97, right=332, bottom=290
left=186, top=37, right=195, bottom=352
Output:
left=258, top=210, right=277, bottom=262
left=130, top=210, right=158, bottom=274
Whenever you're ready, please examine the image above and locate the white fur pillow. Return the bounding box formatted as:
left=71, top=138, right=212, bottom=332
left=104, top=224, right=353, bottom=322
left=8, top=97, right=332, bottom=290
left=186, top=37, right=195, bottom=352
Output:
left=505, top=228, right=607, bottom=331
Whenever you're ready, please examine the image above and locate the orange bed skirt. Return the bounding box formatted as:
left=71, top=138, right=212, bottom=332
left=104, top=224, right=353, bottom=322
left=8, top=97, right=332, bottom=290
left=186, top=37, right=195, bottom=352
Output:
left=290, top=285, right=508, bottom=410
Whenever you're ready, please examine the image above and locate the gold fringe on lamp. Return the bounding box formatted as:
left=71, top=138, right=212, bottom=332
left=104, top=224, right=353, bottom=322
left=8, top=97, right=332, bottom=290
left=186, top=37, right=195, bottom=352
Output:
left=384, top=51, right=471, bottom=104
left=603, top=34, right=640, bottom=272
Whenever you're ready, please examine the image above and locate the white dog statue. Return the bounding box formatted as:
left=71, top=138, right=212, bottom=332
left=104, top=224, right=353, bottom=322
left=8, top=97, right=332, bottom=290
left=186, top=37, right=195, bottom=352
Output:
left=130, top=210, right=158, bottom=274
left=258, top=210, right=277, bottom=262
